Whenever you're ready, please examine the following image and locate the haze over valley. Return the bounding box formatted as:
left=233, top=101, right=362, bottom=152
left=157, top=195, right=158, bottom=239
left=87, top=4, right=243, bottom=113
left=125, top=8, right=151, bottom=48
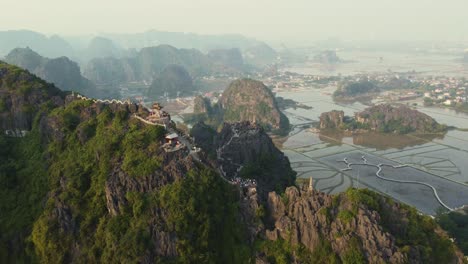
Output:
left=3, top=1, right=468, bottom=263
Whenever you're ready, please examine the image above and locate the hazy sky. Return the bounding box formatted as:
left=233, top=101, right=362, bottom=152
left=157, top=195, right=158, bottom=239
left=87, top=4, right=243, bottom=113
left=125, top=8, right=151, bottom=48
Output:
left=2, top=0, right=468, bottom=44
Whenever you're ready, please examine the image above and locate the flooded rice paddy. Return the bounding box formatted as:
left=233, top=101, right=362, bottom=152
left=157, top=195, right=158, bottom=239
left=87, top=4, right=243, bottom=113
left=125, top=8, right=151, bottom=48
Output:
left=279, top=86, right=468, bottom=215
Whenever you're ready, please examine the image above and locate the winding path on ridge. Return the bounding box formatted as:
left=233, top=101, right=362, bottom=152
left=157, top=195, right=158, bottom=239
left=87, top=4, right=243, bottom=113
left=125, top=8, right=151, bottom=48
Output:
left=216, top=125, right=242, bottom=181
left=339, top=156, right=454, bottom=211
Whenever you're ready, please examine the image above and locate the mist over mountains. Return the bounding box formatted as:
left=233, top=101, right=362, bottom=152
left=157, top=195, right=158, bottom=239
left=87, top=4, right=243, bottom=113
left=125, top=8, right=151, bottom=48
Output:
left=4, top=48, right=95, bottom=95
left=0, top=29, right=280, bottom=100
left=0, top=30, right=75, bottom=58
left=0, top=29, right=277, bottom=67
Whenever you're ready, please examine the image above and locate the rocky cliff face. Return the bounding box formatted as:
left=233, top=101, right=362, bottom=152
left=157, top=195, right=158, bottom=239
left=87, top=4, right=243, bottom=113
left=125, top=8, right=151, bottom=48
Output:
left=219, top=79, right=289, bottom=132
left=265, top=187, right=404, bottom=263
left=261, top=187, right=465, bottom=264
left=104, top=149, right=196, bottom=216
left=319, top=110, right=344, bottom=129
left=191, top=121, right=296, bottom=199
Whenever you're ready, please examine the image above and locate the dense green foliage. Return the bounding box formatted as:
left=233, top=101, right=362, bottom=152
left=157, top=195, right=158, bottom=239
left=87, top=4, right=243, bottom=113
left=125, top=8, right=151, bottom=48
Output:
left=338, top=104, right=447, bottom=134
left=345, top=189, right=457, bottom=263
left=1, top=93, right=250, bottom=263
left=255, top=189, right=460, bottom=264
left=334, top=81, right=378, bottom=98
left=333, top=78, right=422, bottom=100
left=239, top=154, right=296, bottom=193
left=340, top=237, right=366, bottom=264
left=377, top=118, right=413, bottom=134
left=340, top=117, right=371, bottom=131
left=0, top=131, right=48, bottom=263
left=0, top=61, right=62, bottom=97
left=256, top=237, right=340, bottom=264
left=437, top=209, right=468, bottom=255
left=155, top=169, right=251, bottom=263
left=30, top=101, right=167, bottom=263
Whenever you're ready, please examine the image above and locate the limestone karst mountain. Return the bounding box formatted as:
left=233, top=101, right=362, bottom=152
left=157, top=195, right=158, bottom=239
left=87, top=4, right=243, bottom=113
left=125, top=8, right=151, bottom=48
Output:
left=0, top=61, right=464, bottom=263
left=4, top=47, right=102, bottom=97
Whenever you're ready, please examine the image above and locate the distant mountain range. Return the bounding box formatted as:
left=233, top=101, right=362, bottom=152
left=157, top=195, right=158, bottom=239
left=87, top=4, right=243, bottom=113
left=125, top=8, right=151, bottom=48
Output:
left=0, top=29, right=278, bottom=68
left=100, top=29, right=266, bottom=52
left=0, top=30, right=75, bottom=58
left=4, top=47, right=117, bottom=99
left=83, top=45, right=245, bottom=86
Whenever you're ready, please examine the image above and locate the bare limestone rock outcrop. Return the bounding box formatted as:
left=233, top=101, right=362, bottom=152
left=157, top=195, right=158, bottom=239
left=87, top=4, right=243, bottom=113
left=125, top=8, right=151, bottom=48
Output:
left=319, top=110, right=344, bottom=129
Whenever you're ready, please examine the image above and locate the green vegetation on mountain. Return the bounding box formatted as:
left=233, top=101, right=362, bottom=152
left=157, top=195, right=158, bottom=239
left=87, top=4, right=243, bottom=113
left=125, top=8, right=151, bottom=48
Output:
left=30, top=107, right=248, bottom=262
left=0, top=131, right=48, bottom=262
left=0, top=62, right=465, bottom=263
left=320, top=104, right=447, bottom=134
left=333, top=78, right=423, bottom=102
left=187, top=79, right=290, bottom=135
left=1, top=96, right=249, bottom=263
left=437, top=208, right=468, bottom=255
left=259, top=187, right=462, bottom=264
left=344, top=189, right=458, bottom=263
left=5, top=48, right=97, bottom=96
left=333, top=80, right=378, bottom=98
left=256, top=237, right=340, bottom=264
left=0, top=62, right=250, bottom=262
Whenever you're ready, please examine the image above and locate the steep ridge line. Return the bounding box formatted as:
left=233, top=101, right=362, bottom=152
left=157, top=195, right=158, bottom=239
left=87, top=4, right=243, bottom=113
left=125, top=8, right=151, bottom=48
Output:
left=74, top=92, right=247, bottom=186
left=131, top=114, right=166, bottom=128
left=74, top=93, right=132, bottom=105
left=339, top=156, right=454, bottom=211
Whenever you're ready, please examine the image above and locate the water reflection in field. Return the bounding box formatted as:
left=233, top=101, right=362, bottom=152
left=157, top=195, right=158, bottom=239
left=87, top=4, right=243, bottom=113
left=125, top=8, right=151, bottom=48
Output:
left=279, top=86, right=468, bottom=214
